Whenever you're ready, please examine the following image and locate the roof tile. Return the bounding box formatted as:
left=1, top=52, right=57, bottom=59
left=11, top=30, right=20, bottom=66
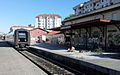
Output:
left=36, top=14, right=61, bottom=18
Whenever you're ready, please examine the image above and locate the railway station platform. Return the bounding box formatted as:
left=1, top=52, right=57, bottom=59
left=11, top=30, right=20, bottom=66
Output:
left=31, top=43, right=120, bottom=75
left=0, top=40, right=47, bottom=75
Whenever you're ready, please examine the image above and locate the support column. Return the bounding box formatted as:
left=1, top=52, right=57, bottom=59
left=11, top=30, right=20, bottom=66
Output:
left=70, top=28, right=72, bottom=49
left=85, top=27, right=88, bottom=49
left=96, top=26, right=104, bottom=49
left=103, top=25, right=107, bottom=50
left=88, top=26, right=91, bottom=49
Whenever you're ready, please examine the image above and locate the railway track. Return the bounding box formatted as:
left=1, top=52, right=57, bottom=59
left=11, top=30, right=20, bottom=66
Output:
left=19, top=48, right=85, bottom=75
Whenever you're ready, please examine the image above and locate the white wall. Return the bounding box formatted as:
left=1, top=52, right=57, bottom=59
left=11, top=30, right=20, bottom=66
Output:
left=36, top=15, right=61, bottom=30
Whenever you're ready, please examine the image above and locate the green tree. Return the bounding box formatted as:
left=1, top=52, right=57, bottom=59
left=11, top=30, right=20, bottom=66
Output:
left=64, top=14, right=76, bottom=21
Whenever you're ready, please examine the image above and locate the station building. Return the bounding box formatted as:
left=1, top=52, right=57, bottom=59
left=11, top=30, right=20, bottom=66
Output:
left=52, top=0, right=120, bottom=51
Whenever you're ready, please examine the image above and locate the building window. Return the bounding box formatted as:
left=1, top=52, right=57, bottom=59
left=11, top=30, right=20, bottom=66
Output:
left=38, top=23, right=40, bottom=25
left=90, top=4, right=92, bottom=6
left=74, top=9, right=76, bottom=13
left=79, top=12, right=81, bottom=14
left=48, top=20, right=49, bottom=22
left=48, top=26, right=50, bottom=28
left=38, top=26, right=40, bottom=28
left=38, top=17, right=40, bottom=22
left=97, top=4, right=99, bottom=6
left=78, top=7, right=81, bottom=10
left=112, top=13, right=118, bottom=20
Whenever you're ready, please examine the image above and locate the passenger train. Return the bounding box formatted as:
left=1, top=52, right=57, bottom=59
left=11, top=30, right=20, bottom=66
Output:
left=7, top=29, right=30, bottom=50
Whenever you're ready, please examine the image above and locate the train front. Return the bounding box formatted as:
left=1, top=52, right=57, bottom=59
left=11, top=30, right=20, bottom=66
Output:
left=14, top=29, right=30, bottom=50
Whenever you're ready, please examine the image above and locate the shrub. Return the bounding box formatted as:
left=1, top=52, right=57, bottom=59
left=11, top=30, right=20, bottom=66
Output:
left=96, top=48, right=103, bottom=54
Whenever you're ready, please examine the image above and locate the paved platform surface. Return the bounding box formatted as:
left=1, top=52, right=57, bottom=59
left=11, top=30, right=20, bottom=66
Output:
left=0, top=40, right=47, bottom=75
left=32, top=43, right=120, bottom=72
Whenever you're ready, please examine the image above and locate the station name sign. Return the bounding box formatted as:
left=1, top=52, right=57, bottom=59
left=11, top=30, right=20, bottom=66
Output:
left=60, top=26, right=71, bottom=30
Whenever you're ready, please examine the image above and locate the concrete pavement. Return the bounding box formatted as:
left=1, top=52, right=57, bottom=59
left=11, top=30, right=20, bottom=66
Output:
left=0, top=40, right=47, bottom=75
left=32, top=43, right=120, bottom=75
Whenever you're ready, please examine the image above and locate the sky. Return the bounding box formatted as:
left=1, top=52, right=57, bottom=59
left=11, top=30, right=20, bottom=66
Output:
left=0, top=0, right=89, bottom=33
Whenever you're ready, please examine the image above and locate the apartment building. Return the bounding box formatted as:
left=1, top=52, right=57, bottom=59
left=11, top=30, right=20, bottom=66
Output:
left=51, top=0, right=120, bottom=51
left=35, top=14, right=61, bottom=30
left=73, top=0, right=120, bottom=16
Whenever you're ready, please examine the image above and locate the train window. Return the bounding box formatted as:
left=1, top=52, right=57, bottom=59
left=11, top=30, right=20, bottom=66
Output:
left=18, top=32, right=26, bottom=38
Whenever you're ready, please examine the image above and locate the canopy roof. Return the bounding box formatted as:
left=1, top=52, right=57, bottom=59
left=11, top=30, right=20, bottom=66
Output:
left=50, top=19, right=120, bottom=31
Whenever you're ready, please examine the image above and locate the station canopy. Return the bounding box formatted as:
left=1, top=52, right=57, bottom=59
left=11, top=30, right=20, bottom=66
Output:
left=49, top=19, right=120, bottom=31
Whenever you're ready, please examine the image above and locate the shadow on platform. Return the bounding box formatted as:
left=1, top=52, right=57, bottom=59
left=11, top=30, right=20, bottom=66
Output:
left=89, top=53, right=120, bottom=59
left=33, top=43, right=68, bottom=50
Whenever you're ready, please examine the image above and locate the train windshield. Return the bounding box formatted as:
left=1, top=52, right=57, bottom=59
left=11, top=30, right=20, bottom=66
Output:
left=18, top=32, right=26, bottom=38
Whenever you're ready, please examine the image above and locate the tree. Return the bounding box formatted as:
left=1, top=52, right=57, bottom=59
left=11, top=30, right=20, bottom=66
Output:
left=64, top=14, right=76, bottom=21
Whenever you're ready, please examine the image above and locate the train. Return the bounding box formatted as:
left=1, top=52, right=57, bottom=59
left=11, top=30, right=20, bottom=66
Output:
left=7, top=29, right=30, bottom=50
